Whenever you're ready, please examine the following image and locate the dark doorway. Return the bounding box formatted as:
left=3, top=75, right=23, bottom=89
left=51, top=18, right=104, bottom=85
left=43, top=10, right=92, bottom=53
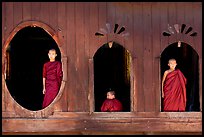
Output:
left=94, top=42, right=131, bottom=112
left=160, top=42, right=200, bottom=112
left=5, top=26, right=61, bottom=111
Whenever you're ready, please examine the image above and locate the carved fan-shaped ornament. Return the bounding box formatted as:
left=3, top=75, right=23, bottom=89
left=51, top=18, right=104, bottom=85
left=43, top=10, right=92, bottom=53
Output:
left=162, top=23, right=197, bottom=37
left=95, top=23, right=130, bottom=38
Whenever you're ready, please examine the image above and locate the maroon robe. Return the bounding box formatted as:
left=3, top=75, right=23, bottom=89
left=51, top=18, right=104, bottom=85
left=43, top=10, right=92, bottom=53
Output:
left=42, top=61, right=63, bottom=108
left=163, top=69, right=187, bottom=112
left=101, top=98, right=123, bottom=112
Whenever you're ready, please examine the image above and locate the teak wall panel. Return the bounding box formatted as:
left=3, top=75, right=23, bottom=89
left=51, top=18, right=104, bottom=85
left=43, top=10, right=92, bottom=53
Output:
left=31, top=2, right=41, bottom=21
left=56, top=2, right=68, bottom=112
left=143, top=3, right=154, bottom=112
left=84, top=3, right=90, bottom=59
left=39, top=2, right=49, bottom=24
left=89, top=2, right=99, bottom=58
left=106, top=2, right=115, bottom=42
left=22, top=2, right=31, bottom=21
left=2, top=2, right=202, bottom=114
left=184, top=2, right=194, bottom=45
left=50, top=2, right=58, bottom=31
left=192, top=3, right=202, bottom=56
left=151, top=3, right=161, bottom=112
left=2, top=2, right=6, bottom=112
left=133, top=3, right=144, bottom=112
left=2, top=2, right=202, bottom=134
left=98, top=2, right=107, bottom=46
left=167, top=2, right=177, bottom=44
left=3, top=2, right=14, bottom=112
left=124, top=5, right=134, bottom=54
left=75, top=2, right=88, bottom=111
left=176, top=2, right=185, bottom=42
left=192, top=3, right=202, bottom=110
left=13, top=2, right=23, bottom=27
left=66, top=2, right=77, bottom=111
left=160, top=3, right=168, bottom=53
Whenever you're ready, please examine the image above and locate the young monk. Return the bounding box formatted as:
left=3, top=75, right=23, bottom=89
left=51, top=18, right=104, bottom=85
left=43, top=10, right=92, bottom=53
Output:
left=42, top=49, right=63, bottom=108
left=161, top=58, right=187, bottom=112
left=101, top=90, right=123, bottom=112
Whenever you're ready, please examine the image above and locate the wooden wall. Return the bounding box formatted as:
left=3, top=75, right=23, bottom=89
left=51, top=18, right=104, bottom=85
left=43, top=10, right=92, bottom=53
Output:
left=2, top=2, right=202, bottom=134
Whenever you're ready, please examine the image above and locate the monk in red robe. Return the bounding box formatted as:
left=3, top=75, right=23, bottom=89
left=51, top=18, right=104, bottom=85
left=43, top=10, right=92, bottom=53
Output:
left=42, top=49, right=63, bottom=108
left=101, top=90, right=123, bottom=112
left=162, top=59, right=187, bottom=112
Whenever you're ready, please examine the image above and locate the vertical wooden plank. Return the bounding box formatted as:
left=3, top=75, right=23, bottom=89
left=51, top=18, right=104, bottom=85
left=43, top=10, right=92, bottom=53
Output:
left=2, top=2, right=6, bottom=46
left=192, top=2, right=202, bottom=52
left=114, top=2, right=125, bottom=46
left=122, top=3, right=134, bottom=111
left=22, top=2, right=31, bottom=21
left=131, top=57, right=137, bottom=111
left=40, top=2, right=49, bottom=24
left=192, top=3, right=202, bottom=55
left=89, top=2, right=99, bottom=58
left=4, top=2, right=14, bottom=43
left=84, top=2, right=92, bottom=112
left=184, top=3, right=194, bottom=46
left=98, top=2, right=107, bottom=46
left=143, top=3, right=154, bottom=112
left=31, top=2, right=41, bottom=21
left=75, top=2, right=88, bottom=111
left=84, top=2, right=90, bottom=59
left=133, top=3, right=144, bottom=112
left=123, top=3, right=134, bottom=54
left=13, top=2, right=23, bottom=27
left=160, top=3, right=169, bottom=53
left=167, top=2, right=177, bottom=44
left=176, top=2, right=185, bottom=42
left=192, top=2, right=202, bottom=111
left=106, top=2, right=115, bottom=42
left=4, top=2, right=14, bottom=112
left=152, top=2, right=161, bottom=112
left=66, top=2, right=76, bottom=111
left=88, top=59, right=94, bottom=113
left=2, top=2, right=6, bottom=112
left=49, top=2, right=58, bottom=31
left=53, top=2, right=67, bottom=112
left=89, top=2, right=99, bottom=112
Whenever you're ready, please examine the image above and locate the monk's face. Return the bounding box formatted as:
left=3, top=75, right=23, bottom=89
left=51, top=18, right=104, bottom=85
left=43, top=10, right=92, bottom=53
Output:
left=48, top=50, right=57, bottom=61
left=107, top=92, right=115, bottom=99
left=168, top=60, right=177, bottom=70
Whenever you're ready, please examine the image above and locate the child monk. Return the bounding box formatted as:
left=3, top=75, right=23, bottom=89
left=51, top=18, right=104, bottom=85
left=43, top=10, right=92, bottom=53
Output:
left=161, top=58, right=187, bottom=112
left=42, top=49, right=63, bottom=108
left=101, top=90, right=123, bottom=112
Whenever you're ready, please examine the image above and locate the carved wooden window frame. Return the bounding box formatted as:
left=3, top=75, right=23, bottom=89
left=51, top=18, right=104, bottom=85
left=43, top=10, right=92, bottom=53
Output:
left=2, top=21, right=67, bottom=118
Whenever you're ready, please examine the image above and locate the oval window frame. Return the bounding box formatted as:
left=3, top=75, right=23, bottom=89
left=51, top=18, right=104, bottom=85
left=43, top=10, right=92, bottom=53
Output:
left=2, top=21, right=67, bottom=118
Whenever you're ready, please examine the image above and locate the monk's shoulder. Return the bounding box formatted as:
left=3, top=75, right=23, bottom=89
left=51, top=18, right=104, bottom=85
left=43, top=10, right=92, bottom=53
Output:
left=164, top=70, right=169, bottom=75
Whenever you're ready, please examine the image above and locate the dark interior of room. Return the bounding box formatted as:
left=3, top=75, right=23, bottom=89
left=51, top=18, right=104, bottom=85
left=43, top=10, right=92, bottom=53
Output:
left=160, top=42, right=200, bottom=112
left=94, top=42, right=131, bottom=112
left=6, top=26, right=61, bottom=111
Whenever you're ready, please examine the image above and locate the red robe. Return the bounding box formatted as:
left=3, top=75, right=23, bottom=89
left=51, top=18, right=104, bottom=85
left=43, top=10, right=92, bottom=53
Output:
left=42, top=61, right=63, bottom=108
left=163, top=69, right=187, bottom=112
left=101, top=98, right=123, bottom=112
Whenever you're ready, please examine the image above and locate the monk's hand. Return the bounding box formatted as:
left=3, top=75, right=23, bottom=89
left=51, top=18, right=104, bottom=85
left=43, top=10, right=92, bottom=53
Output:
left=43, top=88, right=46, bottom=94
left=162, top=92, right=164, bottom=98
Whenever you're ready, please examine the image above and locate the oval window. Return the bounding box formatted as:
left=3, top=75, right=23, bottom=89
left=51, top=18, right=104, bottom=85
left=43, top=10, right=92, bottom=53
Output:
left=5, top=26, right=61, bottom=111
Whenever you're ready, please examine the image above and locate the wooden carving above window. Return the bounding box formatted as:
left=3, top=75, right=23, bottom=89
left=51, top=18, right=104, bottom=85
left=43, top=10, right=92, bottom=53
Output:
left=95, top=23, right=130, bottom=38
left=162, top=24, right=197, bottom=37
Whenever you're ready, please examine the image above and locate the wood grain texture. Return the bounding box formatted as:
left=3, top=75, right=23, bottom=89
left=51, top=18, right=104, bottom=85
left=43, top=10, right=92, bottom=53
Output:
left=2, top=2, right=202, bottom=134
